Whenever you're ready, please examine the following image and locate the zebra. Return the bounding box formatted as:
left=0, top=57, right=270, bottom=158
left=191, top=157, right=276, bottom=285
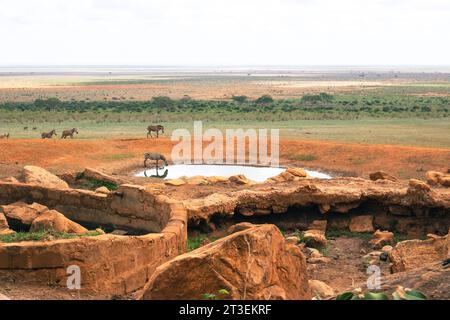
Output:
left=41, top=129, right=57, bottom=139
left=0, top=133, right=10, bottom=139
left=144, top=152, right=169, bottom=168
left=61, top=128, right=79, bottom=139
left=147, top=125, right=164, bottom=138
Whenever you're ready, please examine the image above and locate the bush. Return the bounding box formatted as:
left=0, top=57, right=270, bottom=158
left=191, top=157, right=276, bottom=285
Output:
left=255, top=95, right=274, bottom=104
left=232, top=95, right=248, bottom=103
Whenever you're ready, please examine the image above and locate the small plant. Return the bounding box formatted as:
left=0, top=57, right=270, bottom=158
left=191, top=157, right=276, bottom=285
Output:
left=336, top=287, right=427, bottom=300
left=201, top=289, right=230, bottom=300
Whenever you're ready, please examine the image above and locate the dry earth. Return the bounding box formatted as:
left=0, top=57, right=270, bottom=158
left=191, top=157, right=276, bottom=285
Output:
left=0, top=138, right=448, bottom=180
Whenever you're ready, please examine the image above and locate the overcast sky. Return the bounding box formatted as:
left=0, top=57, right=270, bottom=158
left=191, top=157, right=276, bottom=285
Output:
left=0, top=0, right=449, bottom=66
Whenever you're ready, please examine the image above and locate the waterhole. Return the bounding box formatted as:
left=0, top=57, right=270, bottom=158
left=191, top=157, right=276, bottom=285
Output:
left=135, top=164, right=331, bottom=182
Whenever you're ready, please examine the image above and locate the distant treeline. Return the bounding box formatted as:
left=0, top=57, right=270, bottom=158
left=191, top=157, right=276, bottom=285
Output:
left=0, top=93, right=448, bottom=120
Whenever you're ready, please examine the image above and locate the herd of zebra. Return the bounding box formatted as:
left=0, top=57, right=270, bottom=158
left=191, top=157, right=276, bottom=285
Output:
left=0, top=124, right=165, bottom=140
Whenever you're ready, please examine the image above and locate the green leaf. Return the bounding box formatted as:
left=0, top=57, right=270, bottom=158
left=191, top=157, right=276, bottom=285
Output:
left=364, top=292, right=389, bottom=300
left=336, top=292, right=354, bottom=300
left=201, top=293, right=217, bottom=300
left=404, top=290, right=427, bottom=300
left=218, top=289, right=230, bottom=296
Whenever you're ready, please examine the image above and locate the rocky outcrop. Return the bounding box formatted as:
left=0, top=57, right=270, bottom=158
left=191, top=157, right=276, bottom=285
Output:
left=23, top=166, right=69, bottom=189
left=349, top=215, right=374, bottom=233
left=369, top=230, right=394, bottom=249
left=140, top=224, right=311, bottom=300
left=184, top=178, right=450, bottom=227
left=426, top=171, right=450, bottom=187
left=389, top=233, right=448, bottom=273
left=268, top=167, right=308, bottom=183
left=369, top=171, right=398, bottom=182
left=1, top=202, right=48, bottom=229
left=30, top=210, right=88, bottom=234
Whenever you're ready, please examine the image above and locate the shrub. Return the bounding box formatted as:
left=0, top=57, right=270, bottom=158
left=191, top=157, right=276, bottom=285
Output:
left=255, top=94, right=274, bottom=104
left=232, top=95, right=248, bottom=103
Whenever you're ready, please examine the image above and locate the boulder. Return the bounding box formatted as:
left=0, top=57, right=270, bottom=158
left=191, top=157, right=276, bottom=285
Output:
left=426, top=171, right=443, bottom=186
left=140, top=224, right=311, bottom=300
left=165, top=179, right=186, bottom=186
left=95, top=186, right=110, bottom=194
left=23, top=166, right=69, bottom=189
left=0, top=211, right=9, bottom=231
left=349, top=215, right=374, bottom=233
left=206, top=176, right=229, bottom=184
left=369, top=230, right=395, bottom=249
left=1, top=202, right=48, bottom=229
left=303, top=229, right=327, bottom=248
left=30, top=210, right=88, bottom=234
left=309, top=280, right=335, bottom=299
left=389, top=234, right=448, bottom=273
left=286, top=167, right=308, bottom=178
left=426, top=171, right=450, bottom=187
left=229, top=175, right=250, bottom=185
left=369, top=171, right=397, bottom=182
left=227, top=222, right=256, bottom=234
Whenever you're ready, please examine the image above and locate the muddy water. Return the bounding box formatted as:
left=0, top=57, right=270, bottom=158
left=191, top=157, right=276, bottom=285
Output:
left=135, top=164, right=331, bottom=182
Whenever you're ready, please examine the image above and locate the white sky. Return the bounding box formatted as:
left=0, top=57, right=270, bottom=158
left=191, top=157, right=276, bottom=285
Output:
left=0, top=0, right=449, bottom=66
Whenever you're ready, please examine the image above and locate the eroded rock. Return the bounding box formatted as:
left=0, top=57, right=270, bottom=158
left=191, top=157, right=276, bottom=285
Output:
left=30, top=209, right=89, bottom=234
left=23, top=166, right=69, bottom=189
left=229, top=175, right=250, bottom=185
left=1, top=202, right=48, bottom=229
left=369, top=171, right=397, bottom=182
left=426, top=171, right=450, bottom=187
left=389, top=233, right=448, bottom=273
left=140, top=224, right=311, bottom=300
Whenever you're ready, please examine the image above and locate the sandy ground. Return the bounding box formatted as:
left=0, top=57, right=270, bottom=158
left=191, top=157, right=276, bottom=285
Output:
left=0, top=137, right=448, bottom=180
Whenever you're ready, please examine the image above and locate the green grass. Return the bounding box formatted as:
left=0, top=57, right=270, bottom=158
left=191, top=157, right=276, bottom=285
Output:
left=99, top=153, right=135, bottom=161
left=187, top=234, right=216, bottom=251
left=0, top=229, right=103, bottom=243
left=75, top=173, right=118, bottom=191
left=285, top=153, right=318, bottom=161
